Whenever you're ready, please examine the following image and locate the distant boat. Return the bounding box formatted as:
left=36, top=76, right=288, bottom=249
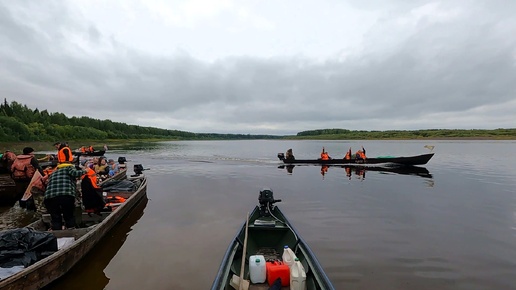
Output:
left=211, top=188, right=335, bottom=290
left=73, top=150, right=105, bottom=157
left=278, top=152, right=434, bottom=166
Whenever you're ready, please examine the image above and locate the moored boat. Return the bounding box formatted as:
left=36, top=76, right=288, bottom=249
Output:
left=278, top=152, right=434, bottom=166
left=0, top=172, right=148, bottom=290
left=211, top=188, right=335, bottom=290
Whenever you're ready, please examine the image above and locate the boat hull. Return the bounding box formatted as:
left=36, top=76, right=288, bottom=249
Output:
left=279, top=153, right=434, bottom=166
left=211, top=204, right=335, bottom=290
left=0, top=176, right=148, bottom=290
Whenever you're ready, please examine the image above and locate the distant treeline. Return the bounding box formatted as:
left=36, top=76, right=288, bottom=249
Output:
left=1, top=100, right=515, bottom=142
left=291, top=128, right=516, bottom=139
left=0, top=99, right=280, bottom=142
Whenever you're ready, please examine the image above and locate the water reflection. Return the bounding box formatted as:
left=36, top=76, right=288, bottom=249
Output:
left=43, top=196, right=149, bottom=290
left=280, top=164, right=433, bottom=180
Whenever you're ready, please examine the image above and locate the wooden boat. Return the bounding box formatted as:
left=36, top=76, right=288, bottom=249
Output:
left=278, top=152, right=434, bottom=166
left=73, top=150, right=106, bottom=157
left=211, top=188, right=335, bottom=290
left=0, top=173, right=148, bottom=290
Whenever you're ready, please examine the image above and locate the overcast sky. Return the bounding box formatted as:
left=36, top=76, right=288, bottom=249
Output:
left=1, top=0, right=515, bottom=135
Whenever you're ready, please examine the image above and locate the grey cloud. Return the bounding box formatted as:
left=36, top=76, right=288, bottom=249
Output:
left=1, top=1, right=515, bottom=134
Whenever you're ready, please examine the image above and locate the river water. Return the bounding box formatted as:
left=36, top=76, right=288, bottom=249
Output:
left=1, top=140, right=516, bottom=289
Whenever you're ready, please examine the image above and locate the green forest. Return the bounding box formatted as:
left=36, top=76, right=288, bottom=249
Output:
left=1, top=100, right=515, bottom=144
left=0, top=99, right=280, bottom=142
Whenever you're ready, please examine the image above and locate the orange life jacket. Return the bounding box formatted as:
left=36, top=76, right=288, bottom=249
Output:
left=344, top=150, right=351, bottom=160
left=82, top=168, right=100, bottom=189
left=80, top=146, right=86, bottom=153
left=105, top=196, right=126, bottom=208
left=321, top=152, right=329, bottom=160
left=11, top=154, right=36, bottom=180
left=355, top=151, right=366, bottom=159
left=58, top=147, right=73, bottom=163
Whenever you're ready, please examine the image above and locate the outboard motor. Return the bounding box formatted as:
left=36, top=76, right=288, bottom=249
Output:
left=118, top=157, right=127, bottom=164
left=258, top=187, right=281, bottom=217
left=277, top=153, right=285, bottom=161
left=133, top=164, right=144, bottom=175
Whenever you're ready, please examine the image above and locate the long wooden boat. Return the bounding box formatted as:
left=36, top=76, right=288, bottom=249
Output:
left=211, top=188, right=335, bottom=290
left=73, top=150, right=106, bottom=157
left=278, top=152, right=434, bottom=166
left=0, top=174, right=148, bottom=290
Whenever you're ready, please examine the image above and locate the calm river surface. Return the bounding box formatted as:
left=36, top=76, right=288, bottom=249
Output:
left=2, top=140, right=516, bottom=290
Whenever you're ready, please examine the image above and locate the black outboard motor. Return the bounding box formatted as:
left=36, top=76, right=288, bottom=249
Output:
left=118, top=157, right=127, bottom=164
left=258, top=187, right=281, bottom=217
left=133, top=164, right=144, bottom=175
left=277, top=153, right=285, bottom=160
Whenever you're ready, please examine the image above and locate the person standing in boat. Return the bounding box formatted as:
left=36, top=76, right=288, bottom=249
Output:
left=10, top=147, right=44, bottom=209
left=44, top=161, right=86, bottom=230
left=285, top=148, right=295, bottom=160
left=320, top=147, right=331, bottom=160
left=55, top=142, right=74, bottom=163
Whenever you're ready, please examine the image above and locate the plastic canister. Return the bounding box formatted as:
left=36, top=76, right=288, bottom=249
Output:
left=282, top=245, right=297, bottom=267
left=249, top=255, right=266, bottom=283
left=290, top=258, right=306, bottom=290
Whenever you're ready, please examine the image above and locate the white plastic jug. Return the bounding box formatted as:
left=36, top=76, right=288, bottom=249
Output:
left=290, top=258, right=306, bottom=290
left=282, top=245, right=297, bottom=267
left=249, top=255, right=266, bottom=283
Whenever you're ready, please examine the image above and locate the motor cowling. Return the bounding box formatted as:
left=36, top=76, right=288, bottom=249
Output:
left=258, top=188, right=281, bottom=217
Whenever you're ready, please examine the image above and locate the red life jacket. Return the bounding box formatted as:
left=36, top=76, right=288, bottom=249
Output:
left=11, top=154, right=36, bottom=180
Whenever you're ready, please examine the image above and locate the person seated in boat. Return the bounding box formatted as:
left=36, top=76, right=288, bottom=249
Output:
left=87, top=145, right=95, bottom=153
left=107, top=159, right=120, bottom=177
left=355, top=146, right=366, bottom=162
left=344, top=147, right=352, bottom=160
left=44, top=161, right=86, bottom=230
left=320, top=147, right=331, bottom=160
left=80, top=146, right=87, bottom=153
left=285, top=149, right=295, bottom=160
left=94, top=157, right=109, bottom=178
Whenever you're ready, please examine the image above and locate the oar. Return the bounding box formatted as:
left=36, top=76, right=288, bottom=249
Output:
left=239, top=212, right=249, bottom=290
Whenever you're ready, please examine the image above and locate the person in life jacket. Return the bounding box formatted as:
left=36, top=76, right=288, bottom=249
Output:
left=55, top=142, right=74, bottom=163
left=10, top=147, right=44, bottom=209
left=320, top=147, right=331, bottom=160
left=344, top=147, right=352, bottom=160
left=81, top=167, right=105, bottom=214
left=355, top=146, right=367, bottom=161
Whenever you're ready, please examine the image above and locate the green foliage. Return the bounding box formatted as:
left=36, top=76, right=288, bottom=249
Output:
left=292, top=128, right=516, bottom=140
left=1, top=99, right=514, bottom=142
